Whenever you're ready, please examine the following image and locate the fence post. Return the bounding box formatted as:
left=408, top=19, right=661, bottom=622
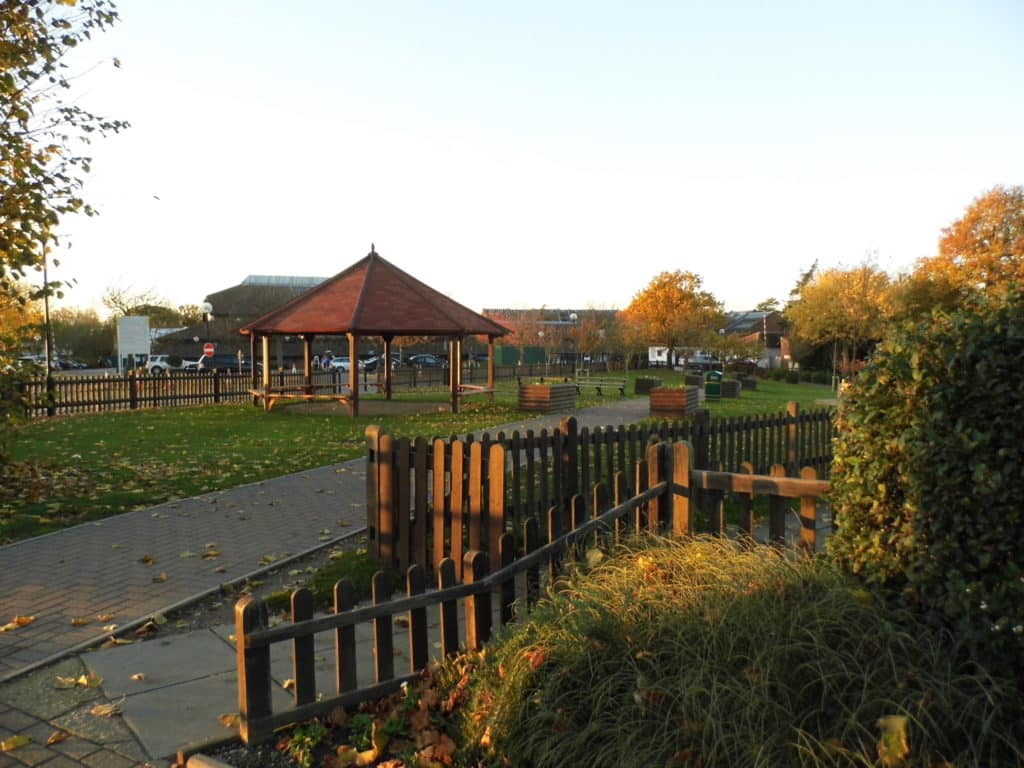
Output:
left=672, top=442, right=693, bottom=538
left=333, top=578, right=357, bottom=692
left=488, top=444, right=506, bottom=572
left=407, top=565, right=428, bottom=671
left=799, top=466, right=819, bottom=552
left=786, top=401, right=800, bottom=475
left=213, top=369, right=221, bottom=404
left=646, top=442, right=664, bottom=532
left=693, top=409, right=710, bottom=469
left=128, top=371, right=139, bottom=410
left=235, top=596, right=271, bottom=744
left=378, top=434, right=395, bottom=567
left=372, top=571, right=394, bottom=684
left=365, top=426, right=381, bottom=556
left=291, top=588, right=316, bottom=706
left=464, top=551, right=491, bottom=650
left=438, top=559, right=460, bottom=657
left=559, top=416, right=579, bottom=505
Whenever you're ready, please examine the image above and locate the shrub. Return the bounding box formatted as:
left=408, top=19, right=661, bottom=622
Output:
left=451, top=537, right=1022, bottom=767
left=827, top=289, right=1024, bottom=675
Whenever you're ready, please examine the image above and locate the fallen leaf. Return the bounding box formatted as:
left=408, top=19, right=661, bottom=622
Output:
left=202, top=550, right=221, bottom=559
left=0, top=735, right=31, bottom=751
left=139, top=554, right=155, bottom=566
left=282, top=678, right=295, bottom=690
left=102, top=624, right=118, bottom=632
left=135, top=622, right=158, bottom=637
left=130, top=673, right=145, bottom=681
left=0, top=615, right=35, bottom=632
left=55, top=673, right=103, bottom=689
left=103, top=637, right=133, bottom=647
left=877, top=715, right=911, bottom=767
left=394, top=616, right=410, bottom=628
left=152, top=572, right=168, bottom=583
left=218, top=713, right=241, bottom=728
left=45, top=731, right=68, bottom=746
left=97, top=613, right=116, bottom=622
left=213, top=565, right=227, bottom=573
left=179, top=551, right=197, bottom=559
left=90, top=702, right=121, bottom=717
left=71, top=617, right=91, bottom=627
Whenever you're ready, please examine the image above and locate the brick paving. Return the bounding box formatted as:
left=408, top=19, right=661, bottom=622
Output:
left=0, top=400, right=652, bottom=765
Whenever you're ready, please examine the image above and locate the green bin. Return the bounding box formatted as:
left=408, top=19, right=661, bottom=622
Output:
left=705, top=370, right=723, bottom=401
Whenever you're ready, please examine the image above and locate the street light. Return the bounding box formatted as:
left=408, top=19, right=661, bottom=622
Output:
left=538, top=330, right=547, bottom=376
left=201, top=301, right=213, bottom=342
left=569, top=313, right=579, bottom=372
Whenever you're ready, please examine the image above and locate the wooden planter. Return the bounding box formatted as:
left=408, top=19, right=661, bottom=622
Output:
left=684, top=373, right=705, bottom=387
left=518, top=382, right=577, bottom=413
left=722, top=380, right=742, bottom=398
left=649, top=385, right=700, bottom=418
left=634, top=377, right=663, bottom=395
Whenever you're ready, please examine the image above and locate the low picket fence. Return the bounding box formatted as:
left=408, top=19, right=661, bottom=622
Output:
left=364, top=404, right=833, bottom=575
left=233, top=439, right=830, bottom=744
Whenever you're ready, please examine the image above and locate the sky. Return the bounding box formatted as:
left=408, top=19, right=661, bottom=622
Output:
left=48, top=0, right=1024, bottom=318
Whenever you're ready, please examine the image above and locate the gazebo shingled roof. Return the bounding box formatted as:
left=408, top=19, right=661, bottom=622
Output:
left=239, top=247, right=509, bottom=416
left=240, top=248, right=509, bottom=338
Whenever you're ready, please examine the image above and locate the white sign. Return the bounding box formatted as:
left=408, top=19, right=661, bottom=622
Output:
left=117, top=316, right=151, bottom=373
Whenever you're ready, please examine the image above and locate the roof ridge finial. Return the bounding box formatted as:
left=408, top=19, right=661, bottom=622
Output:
left=370, top=243, right=376, bottom=255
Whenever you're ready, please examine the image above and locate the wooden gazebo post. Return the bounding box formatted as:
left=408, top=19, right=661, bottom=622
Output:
left=382, top=336, right=394, bottom=400
left=487, top=334, right=496, bottom=404
left=301, top=335, right=313, bottom=394
left=449, top=336, right=463, bottom=413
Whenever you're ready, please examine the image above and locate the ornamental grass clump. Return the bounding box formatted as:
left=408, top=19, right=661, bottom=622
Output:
left=449, top=536, right=1022, bottom=767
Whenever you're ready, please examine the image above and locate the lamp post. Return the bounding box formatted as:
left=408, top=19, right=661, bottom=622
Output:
left=538, top=330, right=547, bottom=377
left=41, top=241, right=55, bottom=416
left=569, top=312, right=578, bottom=372
left=201, top=301, right=213, bottom=342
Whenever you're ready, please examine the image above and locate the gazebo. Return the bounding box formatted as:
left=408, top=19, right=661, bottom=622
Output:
left=239, top=247, right=510, bottom=416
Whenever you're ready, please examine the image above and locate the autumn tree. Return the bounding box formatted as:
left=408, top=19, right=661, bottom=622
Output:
left=50, top=306, right=113, bottom=365
left=784, top=262, right=892, bottom=372
left=621, top=271, right=725, bottom=366
left=893, top=185, right=1024, bottom=320
left=0, top=283, right=43, bottom=358
left=1, top=0, right=127, bottom=301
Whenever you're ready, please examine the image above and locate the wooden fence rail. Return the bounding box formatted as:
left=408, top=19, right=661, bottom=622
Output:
left=234, top=439, right=830, bottom=744
left=365, top=403, right=834, bottom=575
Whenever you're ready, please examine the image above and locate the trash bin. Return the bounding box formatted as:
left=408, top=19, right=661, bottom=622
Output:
left=705, top=370, right=723, bottom=401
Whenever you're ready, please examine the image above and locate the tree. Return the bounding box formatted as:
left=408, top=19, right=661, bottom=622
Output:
left=101, top=285, right=164, bottom=317
left=754, top=298, right=780, bottom=312
left=784, top=262, right=892, bottom=372
left=0, top=0, right=127, bottom=300
left=894, top=185, right=1024, bottom=319
left=621, top=271, right=725, bottom=366
left=0, top=282, right=43, bottom=358
left=50, top=306, right=113, bottom=364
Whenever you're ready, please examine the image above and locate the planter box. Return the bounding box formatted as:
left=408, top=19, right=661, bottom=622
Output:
left=634, top=377, right=663, bottom=395
left=721, top=380, right=742, bottom=398
left=684, top=373, right=705, bottom=387
left=518, top=383, right=577, bottom=413
left=739, top=376, right=757, bottom=390
left=649, top=386, right=700, bottom=418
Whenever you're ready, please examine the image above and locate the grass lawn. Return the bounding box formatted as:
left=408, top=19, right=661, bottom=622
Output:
left=1, top=376, right=835, bottom=543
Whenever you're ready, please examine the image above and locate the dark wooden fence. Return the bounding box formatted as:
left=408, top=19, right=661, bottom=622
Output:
left=20, top=364, right=577, bottom=418
left=364, top=403, right=833, bottom=576
left=233, top=439, right=830, bottom=745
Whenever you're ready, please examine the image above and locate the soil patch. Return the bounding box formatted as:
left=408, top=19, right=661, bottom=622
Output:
left=278, top=399, right=450, bottom=417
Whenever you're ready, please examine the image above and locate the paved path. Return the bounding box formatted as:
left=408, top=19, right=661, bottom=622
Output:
left=0, top=400, right=655, bottom=766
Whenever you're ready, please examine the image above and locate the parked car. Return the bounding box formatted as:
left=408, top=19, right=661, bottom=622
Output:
left=328, top=356, right=365, bottom=372
left=195, top=353, right=257, bottom=372
left=146, top=354, right=180, bottom=374
left=406, top=353, right=445, bottom=368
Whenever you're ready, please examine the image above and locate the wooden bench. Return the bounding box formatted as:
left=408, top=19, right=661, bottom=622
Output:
left=250, top=387, right=351, bottom=411
left=574, top=374, right=627, bottom=396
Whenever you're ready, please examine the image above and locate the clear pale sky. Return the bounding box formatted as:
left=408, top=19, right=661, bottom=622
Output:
left=49, top=0, right=1024, bottom=317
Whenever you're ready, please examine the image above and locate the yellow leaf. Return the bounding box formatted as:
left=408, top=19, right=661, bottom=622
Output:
left=218, top=713, right=241, bottom=728
left=152, top=572, right=168, bottom=583
left=71, top=617, right=91, bottom=627
left=46, top=731, right=68, bottom=746
left=90, top=702, right=121, bottom=717
left=152, top=613, right=167, bottom=625
left=0, top=735, right=31, bottom=751
left=335, top=745, right=359, bottom=767
left=0, top=615, right=36, bottom=632
left=202, top=550, right=221, bottom=559
left=130, top=673, right=145, bottom=681
left=97, top=613, right=116, bottom=622
left=877, top=714, right=911, bottom=767
left=102, top=624, right=118, bottom=632
left=282, top=678, right=295, bottom=690
left=56, top=0, right=78, bottom=8
left=139, top=554, right=155, bottom=565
